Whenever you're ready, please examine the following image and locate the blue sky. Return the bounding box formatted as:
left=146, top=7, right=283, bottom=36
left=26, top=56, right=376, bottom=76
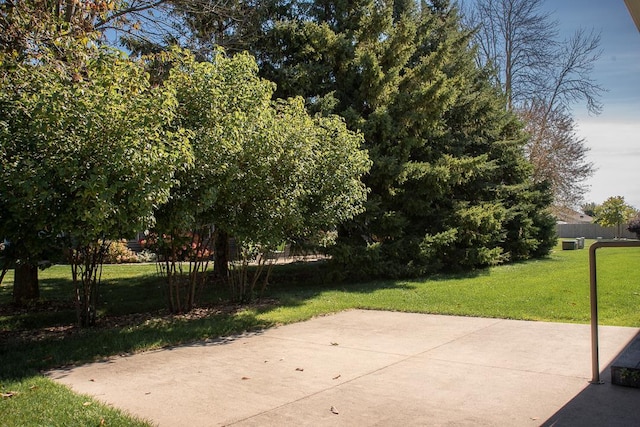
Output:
left=543, top=0, right=640, bottom=209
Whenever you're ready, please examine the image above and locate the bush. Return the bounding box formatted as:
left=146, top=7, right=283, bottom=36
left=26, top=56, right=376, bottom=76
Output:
left=328, top=241, right=419, bottom=282
left=139, top=232, right=212, bottom=262
left=135, top=249, right=157, bottom=263
left=628, top=215, right=640, bottom=239
left=103, top=240, right=139, bottom=264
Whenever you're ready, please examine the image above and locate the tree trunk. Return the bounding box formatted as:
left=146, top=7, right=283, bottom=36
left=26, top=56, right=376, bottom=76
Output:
left=13, top=263, right=39, bottom=305
left=213, top=229, right=229, bottom=282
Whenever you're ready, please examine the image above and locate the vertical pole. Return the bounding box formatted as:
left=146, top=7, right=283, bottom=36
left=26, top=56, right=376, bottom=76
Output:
left=588, top=243, right=603, bottom=384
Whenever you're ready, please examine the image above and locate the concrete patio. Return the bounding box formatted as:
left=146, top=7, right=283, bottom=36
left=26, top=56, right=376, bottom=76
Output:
left=48, top=310, right=640, bottom=426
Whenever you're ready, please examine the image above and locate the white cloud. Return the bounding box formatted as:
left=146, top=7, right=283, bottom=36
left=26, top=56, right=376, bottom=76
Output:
left=576, top=120, right=640, bottom=208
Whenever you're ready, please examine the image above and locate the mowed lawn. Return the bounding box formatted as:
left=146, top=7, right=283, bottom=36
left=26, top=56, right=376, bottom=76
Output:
left=0, top=239, right=639, bottom=425
left=262, top=240, right=640, bottom=327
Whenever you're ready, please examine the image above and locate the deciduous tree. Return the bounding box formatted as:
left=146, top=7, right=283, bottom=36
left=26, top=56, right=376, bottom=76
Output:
left=464, top=0, right=603, bottom=208
left=594, top=196, right=637, bottom=238
left=0, top=0, right=178, bottom=305
left=153, top=49, right=369, bottom=303
left=628, top=213, right=640, bottom=240
left=521, top=102, right=595, bottom=209
left=0, top=44, right=191, bottom=324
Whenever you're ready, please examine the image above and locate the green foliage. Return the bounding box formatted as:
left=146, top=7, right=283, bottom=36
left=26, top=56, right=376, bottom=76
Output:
left=150, top=49, right=369, bottom=302
left=582, top=202, right=598, bottom=217
left=594, top=196, right=637, bottom=238
left=255, top=0, right=555, bottom=278
left=103, top=240, right=139, bottom=264
left=0, top=44, right=192, bottom=324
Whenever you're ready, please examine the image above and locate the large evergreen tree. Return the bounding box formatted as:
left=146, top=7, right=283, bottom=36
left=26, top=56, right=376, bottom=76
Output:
left=249, top=0, right=555, bottom=277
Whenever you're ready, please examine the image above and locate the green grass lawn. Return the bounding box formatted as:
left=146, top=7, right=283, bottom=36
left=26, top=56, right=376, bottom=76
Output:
left=1, top=240, right=639, bottom=425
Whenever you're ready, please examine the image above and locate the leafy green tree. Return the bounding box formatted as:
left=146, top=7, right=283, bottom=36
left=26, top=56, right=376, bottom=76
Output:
left=153, top=49, right=369, bottom=303
left=250, top=0, right=555, bottom=277
left=594, top=196, right=637, bottom=238
left=151, top=48, right=280, bottom=309
left=0, top=0, right=181, bottom=305
left=0, top=44, right=191, bottom=324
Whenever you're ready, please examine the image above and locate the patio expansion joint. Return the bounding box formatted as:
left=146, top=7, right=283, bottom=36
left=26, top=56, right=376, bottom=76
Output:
left=225, top=318, right=512, bottom=425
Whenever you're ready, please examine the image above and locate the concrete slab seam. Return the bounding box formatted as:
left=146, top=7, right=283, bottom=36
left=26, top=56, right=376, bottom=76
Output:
left=224, top=319, right=507, bottom=425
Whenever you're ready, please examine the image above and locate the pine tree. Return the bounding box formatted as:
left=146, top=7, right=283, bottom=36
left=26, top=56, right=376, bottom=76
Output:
left=249, top=0, right=555, bottom=278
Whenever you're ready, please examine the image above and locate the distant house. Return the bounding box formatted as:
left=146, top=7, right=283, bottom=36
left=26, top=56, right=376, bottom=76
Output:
left=552, top=206, right=593, bottom=224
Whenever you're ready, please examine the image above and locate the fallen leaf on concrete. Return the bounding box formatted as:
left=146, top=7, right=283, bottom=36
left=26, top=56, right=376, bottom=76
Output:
left=241, top=376, right=251, bottom=380
left=332, top=374, right=341, bottom=380
left=295, top=368, right=304, bottom=372
left=330, top=342, right=339, bottom=346
left=89, top=379, right=95, bottom=382
left=330, top=406, right=339, bottom=414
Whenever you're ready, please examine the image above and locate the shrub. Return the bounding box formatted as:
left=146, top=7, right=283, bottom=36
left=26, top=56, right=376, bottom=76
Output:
left=628, top=215, right=640, bottom=239
left=139, top=232, right=212, bottom=262
left=136, top=249, right=157, bottom=263
left=103, top=240, right=139, bottom=264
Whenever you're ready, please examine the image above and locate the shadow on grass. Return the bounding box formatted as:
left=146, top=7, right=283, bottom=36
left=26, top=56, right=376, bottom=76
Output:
left=1, top=258, right=551, bottom=382
left=0, top=309, right=273, bottom=382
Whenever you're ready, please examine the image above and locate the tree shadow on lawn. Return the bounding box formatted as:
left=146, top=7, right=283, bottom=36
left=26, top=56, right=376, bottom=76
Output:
left=0, top=272, right=272, bottom=381
left=0, top=307, right=274, bottom=381
left=265, top=259, right=492, bottom=292
left=252, top=260, right=494, bottom=314
left=0, top=260, right=497, bottom=382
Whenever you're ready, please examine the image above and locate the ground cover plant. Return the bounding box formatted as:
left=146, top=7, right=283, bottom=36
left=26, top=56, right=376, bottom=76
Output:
left=1, top=240, right=639, bottom=425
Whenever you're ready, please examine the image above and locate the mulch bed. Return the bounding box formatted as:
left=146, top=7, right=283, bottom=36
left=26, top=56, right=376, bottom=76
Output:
left=0, top=299, right=279, bottom=345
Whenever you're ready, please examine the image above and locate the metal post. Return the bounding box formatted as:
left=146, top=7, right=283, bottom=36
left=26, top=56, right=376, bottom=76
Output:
left=588, top=240, right=640, bottom=384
